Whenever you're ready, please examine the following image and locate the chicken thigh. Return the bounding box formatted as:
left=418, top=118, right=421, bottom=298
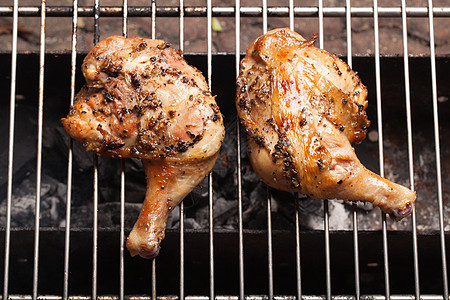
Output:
left=62, top=36, right=224, bottom=258
left=236, top=28, right=415, bottom=220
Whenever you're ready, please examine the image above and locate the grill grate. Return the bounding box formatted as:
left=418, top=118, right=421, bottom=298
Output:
left=1, top=1, right=449, bottom=300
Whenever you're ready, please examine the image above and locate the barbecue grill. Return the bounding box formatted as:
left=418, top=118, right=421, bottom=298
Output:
left=1, top=0, right=449, bottom=299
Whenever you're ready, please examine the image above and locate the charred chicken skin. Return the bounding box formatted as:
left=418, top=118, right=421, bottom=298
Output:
left=236, top=28, right=415, bottom=220
left=62, top=36, right=225, bottom=258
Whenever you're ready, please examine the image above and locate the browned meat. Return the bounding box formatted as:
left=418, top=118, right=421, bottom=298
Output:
left=236, top=28, right=415, bottom=220
left=62, top=36, right=224, bottom=258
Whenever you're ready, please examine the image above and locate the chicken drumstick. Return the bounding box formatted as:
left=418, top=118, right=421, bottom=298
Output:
left=62, top=36, right=224, bottom=258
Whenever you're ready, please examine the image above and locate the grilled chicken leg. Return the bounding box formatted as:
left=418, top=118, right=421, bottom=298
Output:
left=236, top=28, right=415, bottom=220
left=62, top=36, right=224, bottom=258
left=127, top=156, right=218, bottom=258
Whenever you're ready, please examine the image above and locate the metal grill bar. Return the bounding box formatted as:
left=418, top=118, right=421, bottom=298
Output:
left=120, top=157, right=126, bottom=300
left=92, top=105, right=100, bottom=299
left=151, top=0, right=156, bottom=40
left=373, top=1, right=391, bottom=298
left=0, top=6, right=449, bottom=18
left=400, top=1, right=420, bottom=298
left=323, top=199, right=331, bottom=300
left=428, top=0, right=449, bottom=299
left=3, top=0, right=18, bottom=299
left=63, top=0, right=78, bottom=299
left=345, top=0, right=352, bottom=69
left=92, top=1, right=100, bottom=300
left=235, top=1, right=245, bottom=300
left=294, top=196, right=302, bottom=300
left=152, top=258, right=156, bottom=300
left=122, top=0, right=128, bottom=37
left=32, top=0, right=46, bottom=298
left=266, top=187, right=273, bottom=300
left=93, top=0, right=99, bottom=44
left=289, top=0, right=293, bottom=30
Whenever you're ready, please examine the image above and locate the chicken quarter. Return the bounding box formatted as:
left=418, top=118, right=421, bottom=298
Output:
left=62, top=36, right=225, bottom=259
left=236, top=28, right=415, bottom=220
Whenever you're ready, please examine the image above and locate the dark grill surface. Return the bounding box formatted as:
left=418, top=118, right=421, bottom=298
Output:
left=0, top=1, right=449, bottom=300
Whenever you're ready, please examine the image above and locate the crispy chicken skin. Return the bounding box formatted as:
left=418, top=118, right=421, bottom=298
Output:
left=236, top=28, right=415, bottom=220
left=62, top=36, right=224, bottom=258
